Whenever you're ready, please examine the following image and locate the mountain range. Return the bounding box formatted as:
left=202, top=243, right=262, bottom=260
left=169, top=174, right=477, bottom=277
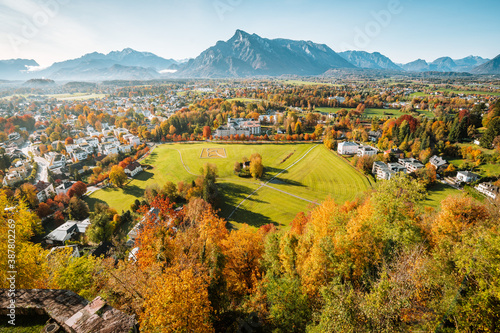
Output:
left=0, top=30, right=498, bottom=80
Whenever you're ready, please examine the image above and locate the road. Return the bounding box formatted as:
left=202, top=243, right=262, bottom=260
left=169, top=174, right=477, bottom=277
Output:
left=21, top=143, right=49, bottom=183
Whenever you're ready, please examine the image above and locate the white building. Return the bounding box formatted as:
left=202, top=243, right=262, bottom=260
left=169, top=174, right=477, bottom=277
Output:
left=475, top=182, right=499, bottom=199
left=357, top=146, right=378, bottom=157
left=337, top=142, right=359, bottom=155
left=35, top=181, right=54, bottom=202
left=456, top=171, right=479, bottom=183
left=214, top=117, right=261, bottom=138
left=398, top=158, right=424, bottom=173
left=123, top=134, right=141, bottom=146
left=124, top=161, right=143, bottom=177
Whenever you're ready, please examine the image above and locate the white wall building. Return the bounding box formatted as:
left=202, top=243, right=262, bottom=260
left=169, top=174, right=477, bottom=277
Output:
left=337, top=142, right=359, bottom=155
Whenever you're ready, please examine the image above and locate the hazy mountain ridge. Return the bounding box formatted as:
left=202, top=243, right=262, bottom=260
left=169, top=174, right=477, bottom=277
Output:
left=176, top=30, right=355, bottom=77
left=0, top=31, right=498, bottom=80
left=338, top=51, right=402, bottom=70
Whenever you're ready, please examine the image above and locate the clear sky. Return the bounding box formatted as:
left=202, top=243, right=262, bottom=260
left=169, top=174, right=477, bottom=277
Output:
left=0, top=0, right=499, bottom=67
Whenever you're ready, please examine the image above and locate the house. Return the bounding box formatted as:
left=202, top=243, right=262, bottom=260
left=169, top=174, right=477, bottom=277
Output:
left=48, top=153, right=66, bottom=169
left=398, top=158, right=424, bottom=173
left=124, top=161, right=143, bottom=177
left=384, top=148, right=405, bottom=159
left=372, top=161, right=393, bottom=180
left=368, top=130, right=382, bottom=142
left=55, top=181, right=74, bottom=196
left=2, top=171, right=25, bottom=186
left=475, top=182, right=500, bottom=200
left=456, top=171, right=479, bottom=183
left=429, top=155, right=448, bottom=170
left=35, top=181, right=54, bottom=202
left=71, top=148, right=88, bottom=162
left=85, top=137, right=99, bottom=147
left=113, top=128, right=129, bottom=138
left=337, top=141, right=359, bottom=155
left=122, top=134, right=141, bottom=146
left=357, top=145, right=378, bottom=157
left=44, top=219, right=91, bottom=245
left=388, top=163, right=407, bottom=174
left=118, top=144, right=132, bottom=153
left=127, top=207, right=159, bottom=241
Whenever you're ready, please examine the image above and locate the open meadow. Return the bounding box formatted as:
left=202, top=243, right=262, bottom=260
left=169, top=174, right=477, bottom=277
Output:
left=87, top=143, right=373, bottom=228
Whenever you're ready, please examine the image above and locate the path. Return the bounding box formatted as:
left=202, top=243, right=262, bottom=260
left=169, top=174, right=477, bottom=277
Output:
left=227, top=144, right=319, bottom=219
left=260, top=183, right=319, bottom=205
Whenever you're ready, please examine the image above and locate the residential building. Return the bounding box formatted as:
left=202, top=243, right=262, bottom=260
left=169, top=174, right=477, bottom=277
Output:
left=337, top=141, right=359, bottom=155
left=475, top=182, right=500, bottom=200
left=430, top=155, right=448, bottom=170
left=55, top=181, right=74, bottom=196
left=123, top=134, right=141, bottom=146
left=124, top=161, right=143, bottom=177
left=35, top=181, right=55, bottom=202
left=44, top=219, right=91, bottom=245
left=357, top=145, right=378, bottom=157
left=398, top=158, right=424, bottom=173
left=71, top=148, right=88, bottom=162
left=456, top=171, right=479, bottom=183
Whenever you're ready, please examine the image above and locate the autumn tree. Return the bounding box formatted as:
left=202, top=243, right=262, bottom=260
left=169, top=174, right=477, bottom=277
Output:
left=109, top=165, right=127, bottom=187
left=70, top=181, right=87, bottom=198
left=87, top=203, right=116, bottom=244
left=249, top=153, right=264, bottom=179
left=68, top=196, right=89, bottom=220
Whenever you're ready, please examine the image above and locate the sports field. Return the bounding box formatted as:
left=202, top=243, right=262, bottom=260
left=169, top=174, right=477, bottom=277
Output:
left=87, top=143, right=373, bottom=228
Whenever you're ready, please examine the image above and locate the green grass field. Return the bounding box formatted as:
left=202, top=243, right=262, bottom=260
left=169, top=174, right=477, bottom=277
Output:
left=46, top=93, right=107, bottom=101
left=423, top=182, right=461, bottom=208
left=314, top=107, right=433, bottom=118
left=87, top=143, right=373, bottom=228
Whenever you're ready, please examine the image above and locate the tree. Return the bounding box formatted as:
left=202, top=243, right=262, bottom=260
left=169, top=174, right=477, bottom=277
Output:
left=200, top=163, right=218, bottom=205
left=15, top=183, right=39, bottom=209
left=203, top=126, right=211, bottom=139
left=109, top=165, right=127, bottom=187
left=87, top=203, right=114, bottom=244
left=481, top=117, right=500, bottom=148
left=249, top=153, right=264, bottom=179
left=37, top=202, right=53, bottom=218
left=141, top=264, right=214, bottom=332
left=0, top=191, right=48, bottom=289
left=68, top=196, right=89, bottom=220
left=295, top=121, right=303, bottom=135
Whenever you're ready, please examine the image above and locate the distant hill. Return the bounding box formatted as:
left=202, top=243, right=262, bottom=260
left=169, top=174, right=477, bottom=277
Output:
left=0, top=59, right=39, bottom=80
left=471, top=54, right=500, bottom=74
left=23, top=78, right=56, bottom=87
left=338, top=51, right=401, bottom=70
left=176, top=30, right=355, bottom=78
left=403, top=56, right=490, bottom=72
left=49, top=64, right=161, bottom=81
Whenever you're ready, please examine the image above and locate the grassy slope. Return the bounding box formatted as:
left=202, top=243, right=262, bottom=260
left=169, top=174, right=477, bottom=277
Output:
left=87, top=143, right=372, bottom=227
left=314, top=107, right=433, bottom=118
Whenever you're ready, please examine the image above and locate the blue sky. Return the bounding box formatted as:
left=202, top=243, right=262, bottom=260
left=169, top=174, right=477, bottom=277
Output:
left=0, top=0, right=499, bottom=66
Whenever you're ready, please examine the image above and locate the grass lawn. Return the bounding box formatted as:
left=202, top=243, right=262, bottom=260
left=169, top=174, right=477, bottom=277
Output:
left=423, top=182, right=462, bottom=208
left=45, top=93, right=107, bottom=101
left=87, top=143, right=372, bottom=228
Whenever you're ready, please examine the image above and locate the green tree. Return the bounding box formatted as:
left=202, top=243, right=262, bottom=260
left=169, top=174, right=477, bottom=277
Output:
left=201, top=163, right=218, bottom=205
left=87, top=203, right=114, bottom=243
left=68, top=196, right=89, bottom=220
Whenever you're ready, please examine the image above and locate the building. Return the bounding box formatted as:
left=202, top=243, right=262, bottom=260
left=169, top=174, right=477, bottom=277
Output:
left=0, top=289, right=137, bottom=333
left=372, top=161, right=393, bottom=180
left=35, top=181, right=55, bottom=202
left=429, top=155, right=448, bottom=170
left=124, top=161, right=143, bottom=177
left=214, top=117, right=261, bottom=137
left=71, top=148, right=88, bottom=162
left=55, top=181, right=74, bottom=196
left=456, top=171, right=479, bottom=183
left=398, top=158, right=424, bottom=173
left=337, top=141, right=359, bottom=155
left=123, top=134, right=141, bottom=146
left=357, top=145, right=378, bottom=157
left=475, top=182, right=500, bottom=200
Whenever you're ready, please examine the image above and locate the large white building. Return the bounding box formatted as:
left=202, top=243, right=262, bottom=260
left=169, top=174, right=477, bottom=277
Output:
left=215, top=118, right=261, bottom=138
